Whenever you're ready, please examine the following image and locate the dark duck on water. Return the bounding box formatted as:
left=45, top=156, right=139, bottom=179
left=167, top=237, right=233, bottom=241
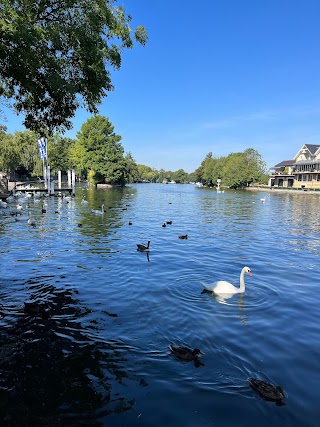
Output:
left=249, top=378, right=285, bottom=405
left=137, top=241, right=150, bottom=252
left=170, top=345, right=204, bottom=367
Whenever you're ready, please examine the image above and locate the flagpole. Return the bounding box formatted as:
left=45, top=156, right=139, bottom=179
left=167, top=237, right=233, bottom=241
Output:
left=38, top=137, right=48, bottom=190
left=43, top=157, right=46, bottom=189
left=45, top=137, right=49, bottom=194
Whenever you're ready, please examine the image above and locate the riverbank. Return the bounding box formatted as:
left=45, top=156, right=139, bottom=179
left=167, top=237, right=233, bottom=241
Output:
left=246, top=186, right=320, bottom=194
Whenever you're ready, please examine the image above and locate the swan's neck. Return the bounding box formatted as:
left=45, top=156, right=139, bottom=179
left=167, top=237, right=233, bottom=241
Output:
left=239, top=270, right=246, bottom=292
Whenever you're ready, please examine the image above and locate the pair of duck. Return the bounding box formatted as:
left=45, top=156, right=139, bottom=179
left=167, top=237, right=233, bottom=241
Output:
left=170, top=345, right=285, bottom=404
left=162, top=221, right=173, bottom=227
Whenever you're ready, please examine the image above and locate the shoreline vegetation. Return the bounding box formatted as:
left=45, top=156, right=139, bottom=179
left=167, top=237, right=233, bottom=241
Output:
left=0, top=122, right=268, bottom=189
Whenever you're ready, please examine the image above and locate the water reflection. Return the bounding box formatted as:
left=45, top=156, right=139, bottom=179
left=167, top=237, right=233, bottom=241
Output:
left=0, top=276, right=139, bottom=426
left=1, top=184, right=320, bottom=426
left=76, top=186, right=138, bottom=238
left=214, top=292, right=245, bottom=307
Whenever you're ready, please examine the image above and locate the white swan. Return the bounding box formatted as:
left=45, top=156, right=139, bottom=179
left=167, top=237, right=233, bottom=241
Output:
left=202, top=266, right=252, bottom=295
left=91, top=204, right=105, bottom=215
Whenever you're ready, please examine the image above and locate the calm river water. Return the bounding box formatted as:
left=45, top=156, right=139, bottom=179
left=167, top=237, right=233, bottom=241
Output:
left=0, top=183, right=319, bottom=426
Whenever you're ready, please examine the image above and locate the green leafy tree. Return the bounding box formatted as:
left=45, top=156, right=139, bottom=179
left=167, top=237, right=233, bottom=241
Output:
left=137, top=164, right=157, bottom=182
left=13, top=130, right=39, bottom=174
left=68, top=139, right=87, bottom=178
left=156, top=168, right=173, bottom=183
left=77, top=115, right=126, bottom=185
left=194, top=152, right=212, bottom=184
left=0, top=124, right=7, bottom=135
left=188, top=171, right=197, bottom=183
left=156, top=168, right=166, bottom=183
left=0, top=131, right=20, bottom=174
left=171, top=168, right=188, bottom=183
left=195, top=148, right=267, bottom=189
left=222, top=153, right=247, bottom=188
left=124, top=152, right=139, bottom=183
left=48, top=135, right=74, bottom=173
left=0, top=1, right=147, bottom=134
left=242, top=148, right=267, bottom=184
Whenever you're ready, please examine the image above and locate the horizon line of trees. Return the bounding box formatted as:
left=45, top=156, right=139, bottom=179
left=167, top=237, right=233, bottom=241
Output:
left=0, top=116, right=268, bottom=188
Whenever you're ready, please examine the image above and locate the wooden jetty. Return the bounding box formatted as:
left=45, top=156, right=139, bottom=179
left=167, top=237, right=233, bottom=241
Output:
left=0, top=192, right=10, bottom=201
left=0, top=180, right=73, bottom=201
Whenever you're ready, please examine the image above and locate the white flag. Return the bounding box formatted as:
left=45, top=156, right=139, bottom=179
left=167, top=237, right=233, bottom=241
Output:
left=37, top=137, right=47, bottom=159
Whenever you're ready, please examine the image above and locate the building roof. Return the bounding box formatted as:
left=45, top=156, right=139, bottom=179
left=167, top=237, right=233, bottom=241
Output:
left=304, top=144, right=320, bottom=155
left=273, top=160, right=295, bottom=168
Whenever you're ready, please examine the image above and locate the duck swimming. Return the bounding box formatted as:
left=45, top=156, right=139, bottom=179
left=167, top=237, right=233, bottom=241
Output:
left=137, top=241, right=150, bottom=252
left=178, top=234, right=188, bottom=239
left=249, top=378, right=285, bottom=405
left=169, top=345, right=204, bottom=361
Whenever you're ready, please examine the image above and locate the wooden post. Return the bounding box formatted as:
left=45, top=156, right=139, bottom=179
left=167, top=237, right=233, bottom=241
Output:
left=50, top=180, right=55, bottom=196
left=68, top=170, right=71, bottom=188
left=58, top=170, right=62, bottom=189
left=47, top=165, right=51, bottom=195
left=71, top=169, right=76, bottom=196
left=44, top=161, right=47, bottom=189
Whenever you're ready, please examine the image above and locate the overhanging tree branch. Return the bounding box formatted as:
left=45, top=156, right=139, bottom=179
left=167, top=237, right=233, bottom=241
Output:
left=0, top=0, right=147, bottom=134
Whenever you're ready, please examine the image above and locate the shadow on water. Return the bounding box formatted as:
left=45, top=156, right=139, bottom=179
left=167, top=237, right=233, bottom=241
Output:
left=0, top=276, right=140, bottom=427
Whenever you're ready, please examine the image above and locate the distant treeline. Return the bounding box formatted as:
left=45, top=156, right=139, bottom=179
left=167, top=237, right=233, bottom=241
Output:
left=0, top=116, right=268, bottom=188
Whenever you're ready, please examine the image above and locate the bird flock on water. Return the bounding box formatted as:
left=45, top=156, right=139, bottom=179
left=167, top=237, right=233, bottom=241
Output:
left=0, top=189, right=285, bottom=406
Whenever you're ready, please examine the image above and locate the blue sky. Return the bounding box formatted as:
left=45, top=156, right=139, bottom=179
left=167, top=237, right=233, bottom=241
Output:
left=2, top=0, right=320, bottom=172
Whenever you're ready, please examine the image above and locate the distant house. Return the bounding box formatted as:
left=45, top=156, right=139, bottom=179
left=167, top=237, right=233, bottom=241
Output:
left=269, top=144, right=320, bottom=189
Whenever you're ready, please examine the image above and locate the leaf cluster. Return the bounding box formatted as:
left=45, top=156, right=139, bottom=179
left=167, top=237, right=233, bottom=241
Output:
left=0, top=1, right=147, bottom=134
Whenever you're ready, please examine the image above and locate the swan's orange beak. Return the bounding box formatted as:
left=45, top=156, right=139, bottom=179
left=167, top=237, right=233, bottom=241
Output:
left=247, top=271, right=252, bottom=276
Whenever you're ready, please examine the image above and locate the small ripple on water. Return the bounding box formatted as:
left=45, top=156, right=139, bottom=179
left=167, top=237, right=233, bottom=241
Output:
left=172, top=274, right=280, bottom=313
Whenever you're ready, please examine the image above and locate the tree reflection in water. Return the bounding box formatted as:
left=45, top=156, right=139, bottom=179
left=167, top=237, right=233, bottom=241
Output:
left=0, top=277, right=138, bottom=427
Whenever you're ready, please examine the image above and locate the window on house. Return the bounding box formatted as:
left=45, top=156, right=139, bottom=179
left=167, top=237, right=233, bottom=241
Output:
left=309, top=174, right=313, bottom=181
left=317, top=174, right=320, bottom=181
left=298, top=175, right=302, bottom=181
left=302, top=175, right=307, bottom=181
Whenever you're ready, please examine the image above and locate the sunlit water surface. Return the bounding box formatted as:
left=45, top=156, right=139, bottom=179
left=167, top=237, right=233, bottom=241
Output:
left=0, top=184, right=319, bottom=426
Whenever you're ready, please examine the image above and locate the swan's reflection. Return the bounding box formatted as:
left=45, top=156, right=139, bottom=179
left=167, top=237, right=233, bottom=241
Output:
left=201, top=290, right=248, bottom=323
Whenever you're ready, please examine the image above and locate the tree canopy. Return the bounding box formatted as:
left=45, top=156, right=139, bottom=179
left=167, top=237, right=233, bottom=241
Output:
left=76, top=115, right=127, bottom=185
left=195, top=149, right=267, bottom=188
left=0, top=1, right=147, bottom=134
